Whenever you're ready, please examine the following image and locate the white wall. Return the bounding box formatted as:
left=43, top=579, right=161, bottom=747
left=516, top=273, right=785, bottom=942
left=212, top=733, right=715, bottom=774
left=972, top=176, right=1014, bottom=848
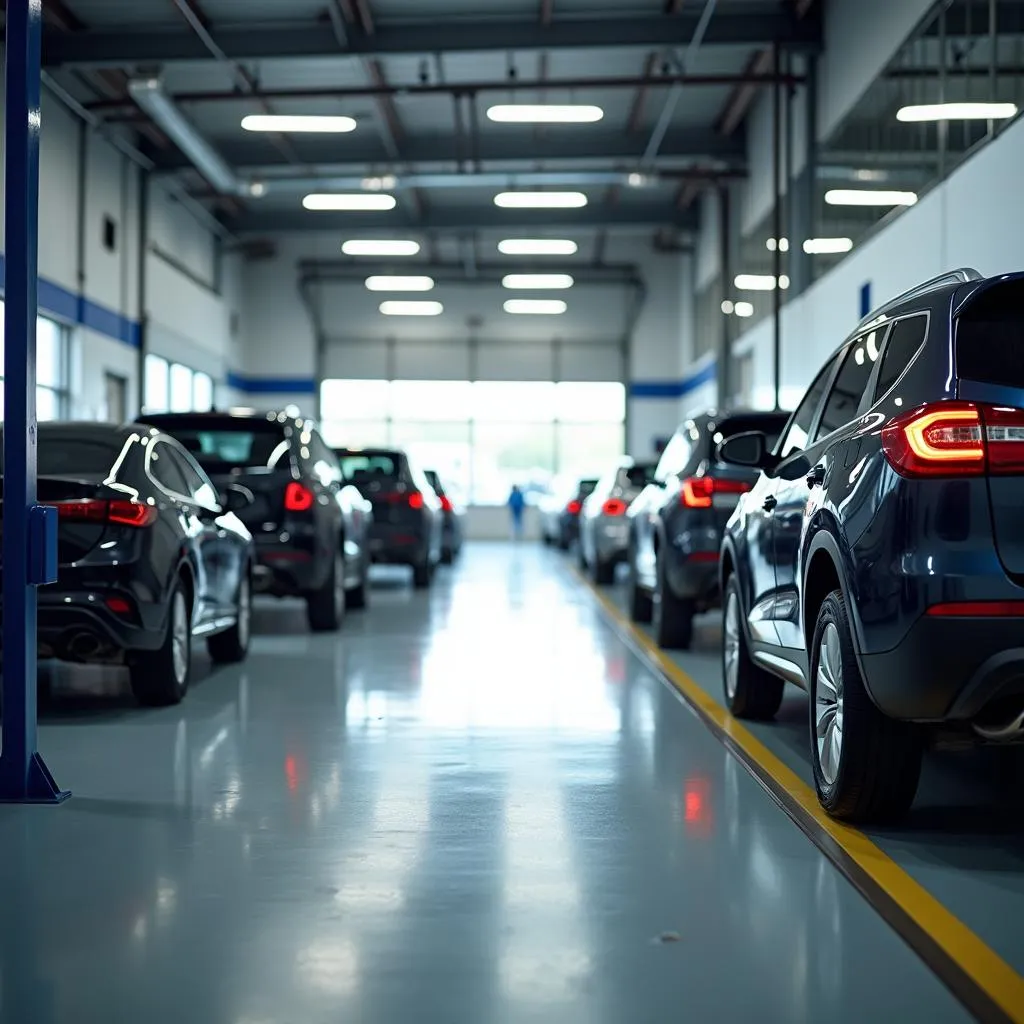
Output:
left=734, top=110, right=1024, bottom=407
left=0, top=84, right=240, bottom=421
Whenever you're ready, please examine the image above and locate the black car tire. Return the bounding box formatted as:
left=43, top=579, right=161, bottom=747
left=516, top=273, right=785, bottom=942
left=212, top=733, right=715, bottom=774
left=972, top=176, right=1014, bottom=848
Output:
left=810, top=590, right=923, bottom=823
left=628, top=559, right=653, bottom=623
left=440, top=547, right=454, bottom=566
left=346, top=554, right=370, bottom=610
left=130, top=581, right=191, bottom=707
left=722, top=576, right=783, bottom=719
left=593, top=556, right=615, bottom=586
left=557, top=529, right=570, bottom=551
left=413, top=557, right=432, bottom=589
left=653, top=557, right=694, bottom=649
left=207, top=570, right=251, bottom=664
left=307, top=552, right=345, bottom=632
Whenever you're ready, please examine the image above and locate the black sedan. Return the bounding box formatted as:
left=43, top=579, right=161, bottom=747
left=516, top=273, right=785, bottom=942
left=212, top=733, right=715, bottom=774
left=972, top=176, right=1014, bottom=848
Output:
left=10, top=422, right=254, bottom=706
left=142, top=411, right=373, bottom=630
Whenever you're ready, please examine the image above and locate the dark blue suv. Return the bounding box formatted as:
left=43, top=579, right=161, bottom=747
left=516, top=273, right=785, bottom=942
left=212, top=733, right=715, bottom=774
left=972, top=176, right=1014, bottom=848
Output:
left=719, top=268, right=1024, bottom=822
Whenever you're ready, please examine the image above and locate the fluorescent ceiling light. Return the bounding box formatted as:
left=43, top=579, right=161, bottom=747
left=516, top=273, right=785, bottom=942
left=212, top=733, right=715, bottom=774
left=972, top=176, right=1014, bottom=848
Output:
left=721, top=300, right=735, bottom=314
left=896, top=102, right=1017, bottom=122
left=379, top=300, right=443, bottom=316
left=765, top=237, right=789, bottom=252
left=825, top=189, right=917, bottom=207
left=803, top=237, right=853, bottom=255
left=498, top=238, right=578, bottom=255
left=241, top=114, right=356, bottom=133
left=494, top=191, right=587, bottom=209
left=342, top=239, right=420, bottom=256
left=504, top=299, right=567, bottom=315
left=486, top=104, right=604, bottom=123
left=365, top=275, right=434, bottom=291
left=303, top=193, right=397, bottom=211
left=735, top=274, right=789, bottom=291
left=734, top=301, right=754, bottom=318
left=502, top=274, right=574, bottom=290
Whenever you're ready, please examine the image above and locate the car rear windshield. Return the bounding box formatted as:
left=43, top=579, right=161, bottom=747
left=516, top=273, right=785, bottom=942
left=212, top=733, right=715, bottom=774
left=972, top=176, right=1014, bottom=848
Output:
left=957, top=280, right=1024, bottom=387
left=158, top=422, right=290, bottom=471
left=31, top=435, right=121, bottom=478
left=579, top=479, right=598, bottom=496
left=625, top=464, right=656, bottom=488
left=338, top=451, right=402, bottom=484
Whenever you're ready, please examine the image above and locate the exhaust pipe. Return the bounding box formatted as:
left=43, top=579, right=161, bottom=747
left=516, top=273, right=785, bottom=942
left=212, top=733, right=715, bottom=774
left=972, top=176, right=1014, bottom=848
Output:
left=973, top=707, right=1024, bottom=741
left=66, top=632, right=102, bottom=661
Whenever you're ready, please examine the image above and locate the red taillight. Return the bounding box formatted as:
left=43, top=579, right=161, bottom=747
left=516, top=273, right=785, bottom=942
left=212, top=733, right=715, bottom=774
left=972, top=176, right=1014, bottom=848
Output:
left=105, top=595, right=133, bottom=615
left=687, top=551, right=720, bottom=563
left=439, top=495, right=453, bottom=513
left=51, top=499, right=157, bottom=527
left=927, top=600, right=1024, bottom=617
left=408, top=491, right=424, bottom=509
left=680, top=476, right=749, bottom=508
left=602, top=498, right=628, bottom=516
left=566, top=500, right=582, bottom=515
left=881, top=401, right=1024, bottom=477
left=284, top=481, right=315, bottom=512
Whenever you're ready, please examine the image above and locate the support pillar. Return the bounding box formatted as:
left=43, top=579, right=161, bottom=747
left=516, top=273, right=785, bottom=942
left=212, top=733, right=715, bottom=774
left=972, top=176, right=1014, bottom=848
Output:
left=0, top=0, right=70, bottom=803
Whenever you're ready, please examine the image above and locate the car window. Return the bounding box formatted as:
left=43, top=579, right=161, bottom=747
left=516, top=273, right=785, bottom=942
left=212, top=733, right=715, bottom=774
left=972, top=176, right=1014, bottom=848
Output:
left=874, top=315, right=927, bottom=400
left=338, top=452, right=400, bottom=484
left=624, top=463, right=656, bottom=488
left=814, top=328, right=885, bottom=442
left=155, top=421, right=290, bottom=472
left=148, top=441, right=191, bottom=496
left=655, top=430, right=693, bottom=480
left=957, top=279, right=1024, bottom=387
left=777, top=355, right=841, bottom=458
left=168, top=445, right=220, bottom=509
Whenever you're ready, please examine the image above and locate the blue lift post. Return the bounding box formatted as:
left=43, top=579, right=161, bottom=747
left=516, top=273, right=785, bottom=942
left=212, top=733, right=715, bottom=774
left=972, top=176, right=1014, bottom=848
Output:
left=0, top=0, right=68, bottom=803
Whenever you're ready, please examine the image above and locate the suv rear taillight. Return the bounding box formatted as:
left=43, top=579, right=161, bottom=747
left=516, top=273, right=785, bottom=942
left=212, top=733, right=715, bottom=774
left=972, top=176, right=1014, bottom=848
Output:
left=566, top=499, right=582, bottom=515
left=602, top=498, right=628, bottom=516
left=881, top=402, right=1024, bottom=477
left=408, top=491, right=425, bottom=509
left=285, top=481, right=315, bottom=511
left=50, top=499, right=157, bottom=527
left=439, top=495, right=453, bottom=512
left=680, top=477, right=750, bottom=508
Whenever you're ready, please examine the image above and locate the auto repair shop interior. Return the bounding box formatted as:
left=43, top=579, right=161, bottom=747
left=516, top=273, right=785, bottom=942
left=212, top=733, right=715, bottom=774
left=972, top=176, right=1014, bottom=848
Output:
left=2, top=0, right=1024, bottom=1021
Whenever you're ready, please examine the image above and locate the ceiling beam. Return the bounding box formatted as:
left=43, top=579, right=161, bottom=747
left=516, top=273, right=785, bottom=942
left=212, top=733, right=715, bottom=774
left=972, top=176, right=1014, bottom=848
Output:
left=43, top=11, right=822, bottom=67
left=149, top=125, right=746, bottom=171
left=228, top=203, right=698, bottom=234
left=716, top=47, right=773, bottom=136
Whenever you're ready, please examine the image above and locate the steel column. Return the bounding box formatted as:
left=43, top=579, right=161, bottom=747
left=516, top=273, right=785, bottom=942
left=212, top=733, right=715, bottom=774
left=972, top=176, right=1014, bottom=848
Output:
left=718, top=185, right=731, bottom=406
left=0, top=0, right=69, bottom=803
left=771, top=44, right=782, bottom=412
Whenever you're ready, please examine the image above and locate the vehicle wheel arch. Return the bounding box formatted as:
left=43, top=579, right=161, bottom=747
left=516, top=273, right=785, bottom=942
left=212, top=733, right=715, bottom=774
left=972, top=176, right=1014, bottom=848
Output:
left=802, top=527, right=863, bottom=654
left=176, top=558, right=197, bottom=623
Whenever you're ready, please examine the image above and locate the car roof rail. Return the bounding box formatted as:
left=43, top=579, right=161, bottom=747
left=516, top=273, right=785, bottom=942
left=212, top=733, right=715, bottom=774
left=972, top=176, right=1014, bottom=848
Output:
left=857, top=268, right=983, bottom=328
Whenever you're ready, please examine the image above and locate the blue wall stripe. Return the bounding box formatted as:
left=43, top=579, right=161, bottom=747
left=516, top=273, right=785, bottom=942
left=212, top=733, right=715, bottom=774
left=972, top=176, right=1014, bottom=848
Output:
left=227, top=372, right=318, bottom=396
left=629, top=359, right=717, bottom=399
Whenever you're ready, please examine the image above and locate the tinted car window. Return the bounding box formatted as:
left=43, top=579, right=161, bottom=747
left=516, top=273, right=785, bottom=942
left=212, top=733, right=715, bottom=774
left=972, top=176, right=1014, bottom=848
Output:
left=338, top=452, right=400, bottom=483
left=33, top=437, right=121, bottom=478
left=168, top=446, right=220, bottom=508
left=778, top=355, right=841, bottom=458
left=957, top=280, right=1024, bottom=387
left=875, top=315, right=927, bottom=399
left=149, top=441, right=191, bottom=496
left=625, top=464, right=656, bottom=488
left=578, top=479, right=598, bottom=497
left=161, top=422, right=290, bottom=471
left=814, top=328, right=884, bottom=441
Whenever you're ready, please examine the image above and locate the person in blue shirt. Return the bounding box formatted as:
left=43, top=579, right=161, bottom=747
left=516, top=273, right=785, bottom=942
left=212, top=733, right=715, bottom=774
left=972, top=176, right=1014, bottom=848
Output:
left=508, top=484, right=526, bottom=540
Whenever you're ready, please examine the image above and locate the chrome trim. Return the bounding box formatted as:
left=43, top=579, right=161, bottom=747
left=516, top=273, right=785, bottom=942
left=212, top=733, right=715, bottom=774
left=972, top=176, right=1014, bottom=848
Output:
left=973, top=708, right=1024, bottom=741
left=752, top=650, right=807, bottom=689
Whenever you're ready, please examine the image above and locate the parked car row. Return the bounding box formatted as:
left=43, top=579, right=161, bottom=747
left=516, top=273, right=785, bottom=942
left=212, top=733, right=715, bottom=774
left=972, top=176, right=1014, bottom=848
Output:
left=557, top=268, right=1024, bottom=825
left=17, top=411, right=464, bottom=708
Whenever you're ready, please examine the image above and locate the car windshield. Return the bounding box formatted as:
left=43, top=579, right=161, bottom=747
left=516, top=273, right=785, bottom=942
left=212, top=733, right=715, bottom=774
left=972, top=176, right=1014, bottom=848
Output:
left=337, top=451, right=401, bottom=484
left=154, top=422, right=290, bottom=471
left=32, top=436, right=121, bottom=479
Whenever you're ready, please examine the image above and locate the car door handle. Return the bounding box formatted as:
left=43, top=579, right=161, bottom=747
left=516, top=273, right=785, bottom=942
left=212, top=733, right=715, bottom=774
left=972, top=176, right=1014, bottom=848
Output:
left=806, top=464, right=826, bottom=488
left=762, top=495, right=777, bottom=512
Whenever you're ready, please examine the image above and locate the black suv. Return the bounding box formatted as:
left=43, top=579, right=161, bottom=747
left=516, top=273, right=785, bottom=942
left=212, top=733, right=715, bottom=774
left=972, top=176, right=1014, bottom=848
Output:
left=719, top=268, right=1024, bottom=822
left=142, top=411, right=372, bottom=631
left=627, top=410, right=790, bottom=649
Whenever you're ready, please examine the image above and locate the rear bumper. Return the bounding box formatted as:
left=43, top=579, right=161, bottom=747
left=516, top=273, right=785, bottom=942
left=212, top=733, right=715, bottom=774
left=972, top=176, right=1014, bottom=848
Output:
left=861, top=614, right=1024, bottom=722
left=34, top=592, right=164, bottom=661
left=593, top=519, right=630, bottom=564
left=368, top=524, right=429, bottom=565
left=253, top=542, right=323, bottom=595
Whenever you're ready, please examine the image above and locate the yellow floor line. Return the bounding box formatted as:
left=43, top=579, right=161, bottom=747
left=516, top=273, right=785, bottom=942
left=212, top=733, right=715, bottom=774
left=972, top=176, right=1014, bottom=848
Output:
left=580, top=573, right=1024, bottom=1022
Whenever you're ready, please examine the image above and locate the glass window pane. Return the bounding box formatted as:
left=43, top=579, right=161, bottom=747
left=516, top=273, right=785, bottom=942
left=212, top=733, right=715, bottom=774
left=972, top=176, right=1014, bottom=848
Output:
left=321, top=379, right=390, bottom=420
left=193, top=371, right=213, bottom=412
left=554, top=382, right=625, bottom=423
left=36, top=317, right=62, bottom=388
left=144, top=354, right=169, bottom=413
left=471, top=381, right=557, bottom=422
left=391, top=420, right=472, bottom=501
left=169, top=363, right=193, bottom=413
left=390, top=380, right=473, bottom=421
left=36, top=386, right=59, bottom=422
left=472, top=422, right=555, bottom=504
left=319, top=419, right=391, bottom=449
left=557, top=422, right=624, bottom=482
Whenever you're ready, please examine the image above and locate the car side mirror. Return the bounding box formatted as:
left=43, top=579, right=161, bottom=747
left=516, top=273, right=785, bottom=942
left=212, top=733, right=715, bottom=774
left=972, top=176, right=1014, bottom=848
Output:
left=223, top=483, right=254, bottom=513
left=717, top=431, right=775, bottom=470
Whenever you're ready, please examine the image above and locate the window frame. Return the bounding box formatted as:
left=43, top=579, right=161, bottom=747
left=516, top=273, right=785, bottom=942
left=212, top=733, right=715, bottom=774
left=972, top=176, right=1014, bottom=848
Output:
left=775, top=354, right=845, bottom=462
left=811, top=325, right=891, bottom=445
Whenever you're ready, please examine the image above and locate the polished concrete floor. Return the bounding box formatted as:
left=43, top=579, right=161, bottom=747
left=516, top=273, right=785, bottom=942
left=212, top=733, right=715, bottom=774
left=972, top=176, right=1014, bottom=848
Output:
left=2, top=544, right=973, bottom=1023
